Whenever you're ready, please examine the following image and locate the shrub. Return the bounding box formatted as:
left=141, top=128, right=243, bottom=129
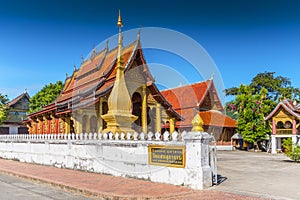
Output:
left=282, top=138, right=300, bottom=162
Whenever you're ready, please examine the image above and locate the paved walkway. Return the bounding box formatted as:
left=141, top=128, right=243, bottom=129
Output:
left=0, top=158, right=264, bottom=200
left=216, top=151, right=300, bottom=200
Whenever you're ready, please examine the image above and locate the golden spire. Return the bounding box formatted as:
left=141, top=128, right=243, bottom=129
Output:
left=117, top=9, right=123, bottom=27
left=101, top=10, right=138, bottom=134
left=116, top=9, right=124, bottom=79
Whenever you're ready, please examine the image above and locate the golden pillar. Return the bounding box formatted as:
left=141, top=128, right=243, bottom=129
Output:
left=64, top=114, right=70, bottom=134
left=155, top=103, right=161, bottom=133
left=75, top=112, right=82, bottom=134
left=76, top=119, right=82, bottom=134
left=98, top=98, right=104, bottom=133
left=142, top=84, right=148, bottom=133
left=59, top=118, right=63, bottom=133
left=101, top=10, right=138, bottom=134
left=37, top=118, right=42, bottom=134
left=170, top=117, right=175, bottom=133
left=86, top=115, right=90, bottom=133
left=50, top=114, right=54, bottom=133
left=43, top=116, right=48, bottom=134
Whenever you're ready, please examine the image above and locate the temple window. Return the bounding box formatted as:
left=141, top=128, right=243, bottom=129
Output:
left=284, top=121, right=292, bottom=129
left=276, top=121, right=284, bottom=129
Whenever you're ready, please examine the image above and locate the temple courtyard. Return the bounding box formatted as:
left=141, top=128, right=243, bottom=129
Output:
left=216, top=151, right=300, bottom=199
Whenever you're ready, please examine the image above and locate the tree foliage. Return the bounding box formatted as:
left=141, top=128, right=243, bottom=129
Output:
left=225, top=71, right=300, bottom=104
left=29, top=81, right=64, bottom=114
left=0, top=92, right=9, bottom=124
left=225, top=71, right=299, bottom=146
left=226, top=85, right=271, bottom=144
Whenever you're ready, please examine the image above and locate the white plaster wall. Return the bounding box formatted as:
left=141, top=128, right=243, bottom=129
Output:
left=0, top=133, right=213, bottom=190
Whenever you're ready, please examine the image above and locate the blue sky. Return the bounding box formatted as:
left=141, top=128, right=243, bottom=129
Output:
left=0, top=0, right=300, bottom=104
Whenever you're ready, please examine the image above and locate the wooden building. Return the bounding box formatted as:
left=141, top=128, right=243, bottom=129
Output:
left=265, top=99, right=300, bottom=153
left=0, top=92, right=30, bottom=134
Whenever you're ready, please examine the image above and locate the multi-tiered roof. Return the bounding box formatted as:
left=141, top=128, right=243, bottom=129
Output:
left=28, top=36, right=182, bottom=121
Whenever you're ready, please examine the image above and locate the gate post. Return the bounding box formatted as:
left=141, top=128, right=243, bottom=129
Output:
left=183, top=131, right=213, bottom=189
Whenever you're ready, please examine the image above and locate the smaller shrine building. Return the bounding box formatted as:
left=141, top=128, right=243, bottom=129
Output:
left=265, top=99, right=300, bottom=153
left=161, top=79, right=237, bottom=144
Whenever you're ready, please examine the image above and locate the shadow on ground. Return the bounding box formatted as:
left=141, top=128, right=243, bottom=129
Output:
left=213, top=174, right=227, bottom=185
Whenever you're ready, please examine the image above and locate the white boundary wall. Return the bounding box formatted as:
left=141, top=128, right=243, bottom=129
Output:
left=0, top=131, right=213, bottom=190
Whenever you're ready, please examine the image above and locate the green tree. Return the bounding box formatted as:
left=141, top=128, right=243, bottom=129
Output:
left=0, top=93, right=9, bottom=124
left=29, top=81, right=64, bottom=114
left=226, top=71, right=300, bottom=104
left=227, top=85, right=271, bottom=145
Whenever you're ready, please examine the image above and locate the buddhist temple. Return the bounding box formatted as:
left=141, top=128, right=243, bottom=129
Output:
left=24, top=12, right=236, bottom=139
left=265, top=99, right=300, bottom=153
left=25, top=12, right=183, bottom=135
left=0, top=92, right=30, bottom=134
left=161, top=79, right=237, bottom=144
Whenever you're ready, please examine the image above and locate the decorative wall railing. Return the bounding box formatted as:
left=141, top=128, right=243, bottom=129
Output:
left=0, top=131, right=186, bottom=143
left=0, top=130, right=214, bottom=189
left=276, top=129, right=294, bottom=135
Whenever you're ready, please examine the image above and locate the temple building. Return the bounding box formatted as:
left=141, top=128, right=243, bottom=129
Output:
left=161, top=79, right=237, bottom=144
left=0, top=92, right=30, bottom=134
left=25, top=12, right=183, bottom=135
left=25, top=13, right=235, bottom=138
left=265, top=99, right=300, bottom=153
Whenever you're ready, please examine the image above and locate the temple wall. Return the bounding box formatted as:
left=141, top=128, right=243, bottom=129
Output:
left=0, top=131, right=213, bottom=190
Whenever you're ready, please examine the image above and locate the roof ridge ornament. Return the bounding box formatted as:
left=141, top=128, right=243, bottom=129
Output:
left=105, top=40, right=109, bottom=50
left=191, top=112, right=204, bottom=132
left=137, top=24, right=142, bottom=41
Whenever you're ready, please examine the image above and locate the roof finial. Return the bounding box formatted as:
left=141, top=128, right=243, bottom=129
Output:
left=116, top=9, right=124, bottom=77
left=210, top=73, right=215, bottom=80
left=74, top=65, right=77, bottom=71
left=117, top=9, right=123, bottom=27
left=137, top=25, right=141, bottom=41
left=191, top=112, right=204, bottom=132
left=105, top=40, right=109, bottom=50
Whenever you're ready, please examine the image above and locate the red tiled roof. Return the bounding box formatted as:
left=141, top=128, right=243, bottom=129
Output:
left=161, top=79, right=224, bottom=111
left=174, top=108, right=236, bottom=128
left=265, top=99, right=300, bottom=120
left=161, top=80, right=211, bottom=110
left=199, top=110, right=237, bottom=128
left=57, top=42, right=136, bottom=104
left=29, top=37, right=183, bottom=121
